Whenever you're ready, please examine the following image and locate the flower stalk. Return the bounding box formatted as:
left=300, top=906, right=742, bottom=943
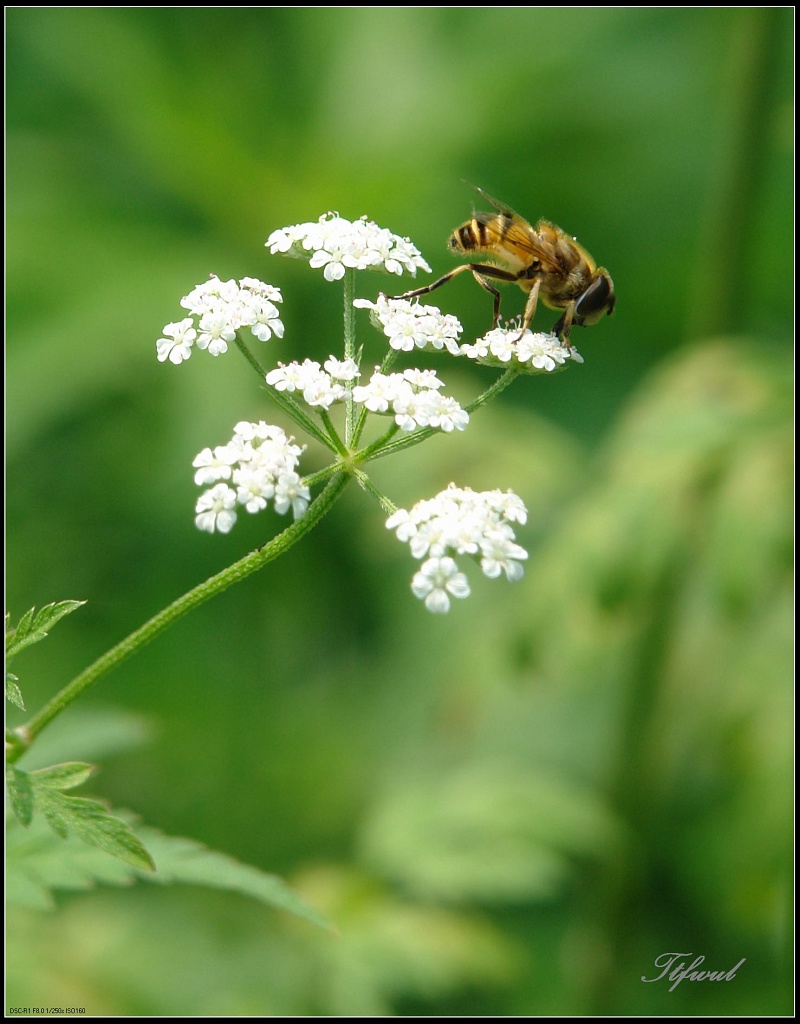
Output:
left=10, top=207, right=587, bottom=759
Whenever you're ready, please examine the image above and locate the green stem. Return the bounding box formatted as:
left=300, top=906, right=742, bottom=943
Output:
left=467, top=365, right=522, bottom=411
left=6, top=473, right=351, bottom=764
left=234, top=333, right=270, bottom=378
left=234, top=334, right=336, bottom=451
left=360, top=366, right=521, bottom=464
left=267, top=386, right=337, bottom=451
left=318, top=409, right=348, bottom=457
left=353, top=422, right=401, bottom=463
left=351, top=466, right=397, bottom=515
left=351, top=346, right=400, bottom=448
left=343, top=269, right=357, bottom=446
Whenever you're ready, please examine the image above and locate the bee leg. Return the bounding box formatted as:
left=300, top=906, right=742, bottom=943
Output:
left=389, top=263, right=477, bottom=301
left=552, top=303, right=576, bottom=349
left=391, top=262, right=520, bottom=331
left=471, top=270, right=503, bottom=328
left=513, top=279, right=541, bottom=341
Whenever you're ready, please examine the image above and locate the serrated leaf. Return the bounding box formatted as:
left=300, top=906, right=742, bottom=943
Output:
left=6, top=600, right=86, bottom=661
left=5, top=765, right=34, bottom=826
left=36, top=790, right=155, bottom=871
left=6, top=815, right=139, bottom=910
left=8, top=762, right=155, bottom=871
left=30, top=761, right=96, bottom=791
left=5, top=812, right=332, bottom=930
left=5, top=673, right=25, bottom=710
left=135, top=824, right=333, bottom=930
left=38, top=797, right=71, bottom=838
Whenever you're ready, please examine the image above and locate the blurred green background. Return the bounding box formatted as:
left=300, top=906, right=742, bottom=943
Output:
left=6, top=7, right=793, bottom=1016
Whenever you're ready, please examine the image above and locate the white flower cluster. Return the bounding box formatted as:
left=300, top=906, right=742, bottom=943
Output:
left=193, top=421, right=308, bottom=534
left=266, top=214, right=431, bottom=282
left=460, top=325, right=582, bottom=371
left=354, top=295, right=463, bottom=354
left=266, top=356, right=360, bottom=410
left=386, top=484, right=529, bottom=613
left=354, top=296, right=582, bottom=371
left=157, top=276, right=284, bottom=365
left=265, top=359, right=468, bottom=435
left=352, top=368, right=469, bottom=433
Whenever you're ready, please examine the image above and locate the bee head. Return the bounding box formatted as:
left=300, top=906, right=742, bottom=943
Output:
left=574, top=271, right=615, bottom=327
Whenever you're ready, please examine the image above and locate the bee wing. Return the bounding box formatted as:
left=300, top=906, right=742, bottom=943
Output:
left=464, top=183, right=522, bottom=218
left=466, top=184, right=565, bottom=274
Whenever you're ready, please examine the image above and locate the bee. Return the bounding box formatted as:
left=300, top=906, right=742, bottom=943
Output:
left=393, top=186, right=615, bottom=346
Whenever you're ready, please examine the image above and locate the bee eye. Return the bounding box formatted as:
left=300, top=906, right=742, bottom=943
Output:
left=575, top=273, right=614, bottom=325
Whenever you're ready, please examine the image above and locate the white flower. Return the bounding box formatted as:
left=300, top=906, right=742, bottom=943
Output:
left=248, top=295, right=286, bottom=342
left=309, top=246, right=353, bottom=282
left=266, top=358, right=349, bottom=409
left=352, top=369, right=468, bottom=433
left=352, top=371, right=401, bottom=413
left=182, top=276, right=241, bottom=315
left=158, top=276, right=284, bottom=364
left=324, top=356, right=360, bottom=382
left=232, top=420, right=289, bottom=444
left=273, top=471, right=311, bottom=518
left=267, top=214, right=430, bottom=280
left=388, top=484, right=529, bottom=612
left=193, top=422, right=307, bottom=531
left=195, top=483, right=238, bottom=534
left=233, top=464, right=275, bottom=513
left=264, top=225, right=301, bottom=254
left=457, top=326, right=576, bottom=372
left=411, top=557, right=471, bottom=613
left=458, top=334, right=491, bottom=361
left=196, top=309, right=236, bottom=356
left=402, top=367, right=444, bottom=390
left=156, top=318, right=197, bottom=364
left=487, top=328, right=518, bottom=363
left=424, top=393, right=470, bottom=433
left=239, top=277, right=283, bottom=304
left=479, top=523, right=528, bottom=580
left=192, top=443, right=240, bottom=486
left=266, top=361, right=313, bottom=394
left=515, top=330, right=570, bottom=372
left=355, top=295, right=463, bottom=355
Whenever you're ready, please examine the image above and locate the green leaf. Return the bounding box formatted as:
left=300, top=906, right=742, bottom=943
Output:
left=5, top=812, right=332, bottom=930
left=135, top=823, right=333, bottom=930
left=5, top=600, right=86, bottom=661
left=6, top=814, right=145, bottom=911
left=5, top=672, right=25, bottom=710
left=40, top=792, right=154, bottom=870
left=5, top=766, right=34, bottom=826
left=6, top=761, right=154, bottom=872
left=29, top=761, right=96, bottom=791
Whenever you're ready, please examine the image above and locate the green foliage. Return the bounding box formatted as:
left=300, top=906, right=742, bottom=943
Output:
left=360, top=764, right=623, bottom=904
left=6, top=810, right=331, bottom=930
left=6, top=762, right=154, bottom=872
left=6, top=601, right=86, bottom=662
left=6, top=674, right=25, bottom=711
left=5, top=605, right=332, bottom=930
left=137, top=823, right=333, bottom=930
left=6, top=601, right=85, bottom=712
